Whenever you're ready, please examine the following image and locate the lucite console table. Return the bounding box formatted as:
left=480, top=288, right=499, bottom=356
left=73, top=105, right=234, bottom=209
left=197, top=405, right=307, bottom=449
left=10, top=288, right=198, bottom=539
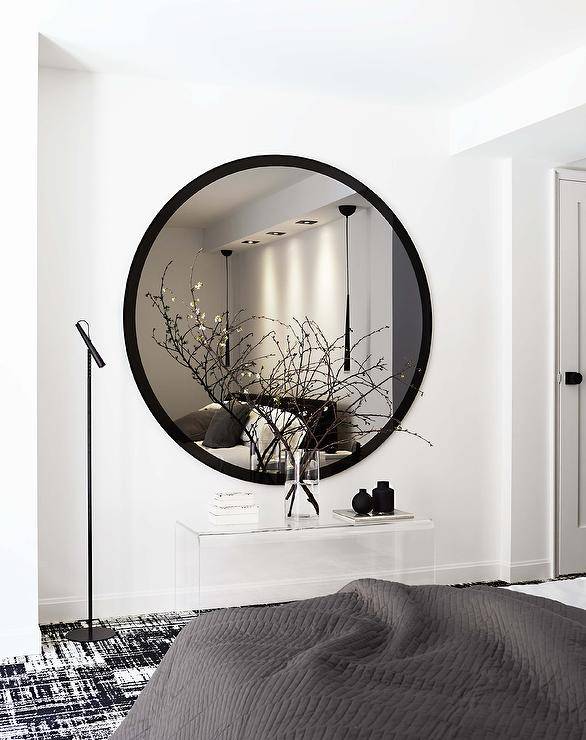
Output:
left=174, top=513, right=435, bottom=612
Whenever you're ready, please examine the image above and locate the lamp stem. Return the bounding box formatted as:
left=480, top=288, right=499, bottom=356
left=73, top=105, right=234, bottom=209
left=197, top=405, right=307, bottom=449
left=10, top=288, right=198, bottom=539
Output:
left=66, top=320, right=116, bottom=643
left=87, top=348, right=93, bottom=634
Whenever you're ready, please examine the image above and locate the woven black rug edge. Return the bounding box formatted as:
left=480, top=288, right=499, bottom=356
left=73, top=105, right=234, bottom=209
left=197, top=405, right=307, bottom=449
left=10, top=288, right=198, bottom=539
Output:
left=450, top=571, right=586, bottom=589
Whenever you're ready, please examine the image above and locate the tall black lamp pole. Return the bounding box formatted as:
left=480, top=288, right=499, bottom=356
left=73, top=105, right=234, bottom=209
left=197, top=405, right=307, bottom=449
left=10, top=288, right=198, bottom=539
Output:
left=339, top=205, right=356, bottom=372
left=221, top=250, right=232, bottom=367
left=66, top=321, right=117, bottom=643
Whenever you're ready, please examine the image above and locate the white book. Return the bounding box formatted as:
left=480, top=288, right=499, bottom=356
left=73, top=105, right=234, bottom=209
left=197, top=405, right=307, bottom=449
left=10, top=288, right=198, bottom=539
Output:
left=213, top=499, right=256, bottom=509
left=214, top=493, right=256, bottom=500
left=215, top=491, right=255, bottom=498
left=214, top=492, right=256, bottom=505
left=209, top=504, right=259, bottom=516
left=208, top=512, right=259, bottom=525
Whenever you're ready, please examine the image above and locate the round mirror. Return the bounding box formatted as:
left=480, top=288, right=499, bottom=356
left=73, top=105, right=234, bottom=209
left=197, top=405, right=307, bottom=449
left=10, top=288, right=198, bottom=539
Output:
left=124, top=156, right=431, bottom=483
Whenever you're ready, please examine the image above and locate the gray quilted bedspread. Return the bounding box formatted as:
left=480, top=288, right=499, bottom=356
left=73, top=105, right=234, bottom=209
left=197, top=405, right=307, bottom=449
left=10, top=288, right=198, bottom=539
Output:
left=111, top=580, right=586, bottom=739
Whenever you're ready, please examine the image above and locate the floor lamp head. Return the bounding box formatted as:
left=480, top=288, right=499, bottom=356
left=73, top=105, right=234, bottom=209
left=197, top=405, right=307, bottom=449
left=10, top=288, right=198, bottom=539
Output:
left=75, top=320, right=106, bottom=368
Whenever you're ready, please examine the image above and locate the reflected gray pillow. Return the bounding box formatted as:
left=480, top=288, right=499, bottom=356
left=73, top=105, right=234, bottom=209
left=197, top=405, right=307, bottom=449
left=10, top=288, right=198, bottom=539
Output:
left=203, top=403, right=251, bottom=449
left=174, top=409, right=216, bottom=442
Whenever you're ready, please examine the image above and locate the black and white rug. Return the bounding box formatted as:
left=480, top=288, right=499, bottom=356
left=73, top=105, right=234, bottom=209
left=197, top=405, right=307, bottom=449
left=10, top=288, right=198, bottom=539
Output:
left=0, top=612, right=198, bottom=740
left=1, top=574, right=584, bottom=740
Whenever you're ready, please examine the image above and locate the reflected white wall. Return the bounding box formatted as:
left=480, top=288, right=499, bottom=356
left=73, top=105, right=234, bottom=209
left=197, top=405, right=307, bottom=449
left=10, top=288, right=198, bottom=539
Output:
left=136, top=226, right=224, bottom=419
left=232, top=207, right=393, bottom=444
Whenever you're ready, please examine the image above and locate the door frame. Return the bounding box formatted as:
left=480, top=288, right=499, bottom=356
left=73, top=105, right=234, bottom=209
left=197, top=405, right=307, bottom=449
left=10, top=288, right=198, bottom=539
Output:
left=555, top=167, right=586, bottom=575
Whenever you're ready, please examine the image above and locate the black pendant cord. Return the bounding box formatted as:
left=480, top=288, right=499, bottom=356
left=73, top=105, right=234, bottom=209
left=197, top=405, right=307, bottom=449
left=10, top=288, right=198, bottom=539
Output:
left=345, top=214, right=350, bottom=296
left=339, top=205, right=356, bottom=372
left=67, top=321, right=116, bottom=643
left=344, top=214, right=351, bottom=372
left=221, top=250, right=232, bottom=367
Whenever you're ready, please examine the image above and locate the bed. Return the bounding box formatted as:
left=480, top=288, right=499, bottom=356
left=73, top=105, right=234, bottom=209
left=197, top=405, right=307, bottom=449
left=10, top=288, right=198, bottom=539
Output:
left=111, top=579, right=586, bottom=739
left=195, top=440, right=250, bottom=468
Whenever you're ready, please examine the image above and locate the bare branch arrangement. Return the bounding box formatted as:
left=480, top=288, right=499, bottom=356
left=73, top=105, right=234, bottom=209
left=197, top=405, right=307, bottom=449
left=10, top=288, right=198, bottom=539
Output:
left=146, top=251, right=430, bottom=515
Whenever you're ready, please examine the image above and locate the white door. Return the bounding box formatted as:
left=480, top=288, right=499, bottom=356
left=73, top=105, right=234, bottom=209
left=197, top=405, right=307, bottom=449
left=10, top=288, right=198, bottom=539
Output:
left=558, top=171, right=586, bottom=574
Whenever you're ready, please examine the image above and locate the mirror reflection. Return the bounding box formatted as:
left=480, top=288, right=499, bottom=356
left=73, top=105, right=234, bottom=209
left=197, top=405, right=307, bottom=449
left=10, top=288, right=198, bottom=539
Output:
left=133, top=163, right=427, bottom=480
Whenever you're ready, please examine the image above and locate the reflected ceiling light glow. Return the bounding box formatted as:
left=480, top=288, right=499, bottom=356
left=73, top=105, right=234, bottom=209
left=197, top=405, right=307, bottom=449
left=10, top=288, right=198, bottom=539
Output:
left=262, top=249, right=278, bottom=318
left=266, top=231, right=286, bottom=236
left=314, top=227, right=340, bottom=338
left=296, top=219, right=318, bottom=225
left=241, top=239, right=260, bottom=244
left=287, top=242, right=303, bottom=325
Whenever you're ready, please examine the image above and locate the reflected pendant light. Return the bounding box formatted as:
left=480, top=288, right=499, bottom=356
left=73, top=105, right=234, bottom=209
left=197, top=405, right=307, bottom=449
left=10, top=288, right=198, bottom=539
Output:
left=221, top=249, right=232, bottom=367
left=339, top=205, right=356, bottom=371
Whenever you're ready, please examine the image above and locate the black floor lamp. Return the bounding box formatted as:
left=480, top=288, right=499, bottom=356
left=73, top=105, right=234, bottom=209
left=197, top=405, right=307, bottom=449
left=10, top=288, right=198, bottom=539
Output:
left=66, top=321, right=117, bottom=643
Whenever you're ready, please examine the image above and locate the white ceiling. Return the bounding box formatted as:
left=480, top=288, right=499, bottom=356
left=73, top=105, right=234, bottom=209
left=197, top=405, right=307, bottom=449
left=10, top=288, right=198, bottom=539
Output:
left=168, top=168, right=311, bottom=228
left=38, top=0, right=586, bottom=105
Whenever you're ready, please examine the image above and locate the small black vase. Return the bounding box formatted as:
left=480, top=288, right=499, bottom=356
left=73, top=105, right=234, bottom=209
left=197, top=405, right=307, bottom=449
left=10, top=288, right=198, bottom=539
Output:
left=372, top=481, right=394, bottom=514
left=352, top=488, right=373, bottom=515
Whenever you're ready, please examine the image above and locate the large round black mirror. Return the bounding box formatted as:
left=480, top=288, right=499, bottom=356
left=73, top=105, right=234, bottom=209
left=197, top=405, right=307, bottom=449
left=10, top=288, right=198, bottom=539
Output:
left=124, top=156, right=431, bottom=484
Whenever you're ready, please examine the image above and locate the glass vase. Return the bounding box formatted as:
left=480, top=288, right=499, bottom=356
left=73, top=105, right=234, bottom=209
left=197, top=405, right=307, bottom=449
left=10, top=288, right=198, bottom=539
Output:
left=284, top=449, right=320, bottom=520
left=250, top=438, right=283, bottom=474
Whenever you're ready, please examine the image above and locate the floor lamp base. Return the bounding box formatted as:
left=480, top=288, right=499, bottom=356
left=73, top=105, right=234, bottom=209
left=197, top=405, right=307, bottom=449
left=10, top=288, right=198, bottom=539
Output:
left=66, top=626, right=117, bottom=643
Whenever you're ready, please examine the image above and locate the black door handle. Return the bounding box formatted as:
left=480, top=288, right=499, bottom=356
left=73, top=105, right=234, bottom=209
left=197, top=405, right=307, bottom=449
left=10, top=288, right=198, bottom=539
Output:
left=565, top=371, right=583, bottom=385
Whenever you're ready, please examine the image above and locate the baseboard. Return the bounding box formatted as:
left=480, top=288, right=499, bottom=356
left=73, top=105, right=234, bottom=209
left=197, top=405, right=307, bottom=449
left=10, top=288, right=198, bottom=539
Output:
left=434, top=560, right=502, bottom=585
left=39, top=589, right=177, bottom=625
left=0, top=625, right=42, bottom=661
left=500, top=559, right=552, bottom=583
left=40, top=559, right=510, bottom=623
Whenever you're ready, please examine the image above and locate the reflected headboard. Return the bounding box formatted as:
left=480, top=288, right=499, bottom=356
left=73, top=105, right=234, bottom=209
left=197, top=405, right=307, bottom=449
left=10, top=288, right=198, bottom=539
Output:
left=230, top=394, right=338, bottom=450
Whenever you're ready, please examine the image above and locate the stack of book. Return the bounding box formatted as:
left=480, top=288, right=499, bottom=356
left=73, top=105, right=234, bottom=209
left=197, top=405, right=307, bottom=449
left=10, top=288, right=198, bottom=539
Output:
left=208, top=491, right=259, bottom=526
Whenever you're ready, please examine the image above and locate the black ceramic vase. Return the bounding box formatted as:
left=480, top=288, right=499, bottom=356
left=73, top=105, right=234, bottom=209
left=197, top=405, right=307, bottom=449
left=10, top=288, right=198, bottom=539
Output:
left=372, top=481, right=395, bottom=514
left=352, top=488, right=373, bottom=515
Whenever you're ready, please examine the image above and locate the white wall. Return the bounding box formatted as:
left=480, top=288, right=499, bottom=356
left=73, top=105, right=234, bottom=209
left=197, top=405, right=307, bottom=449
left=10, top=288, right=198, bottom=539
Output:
left=0, top=22, right=40, bottom=657
left=499, top=157, right=555, bottom=582
left=449, top=55, right=586, bottom=584
left=38, top=67, right=511, bottom=622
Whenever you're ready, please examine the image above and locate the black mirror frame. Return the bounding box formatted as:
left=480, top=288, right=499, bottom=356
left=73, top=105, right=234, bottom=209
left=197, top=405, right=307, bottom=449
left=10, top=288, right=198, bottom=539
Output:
left=123, top=155, right=432, bottom=484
